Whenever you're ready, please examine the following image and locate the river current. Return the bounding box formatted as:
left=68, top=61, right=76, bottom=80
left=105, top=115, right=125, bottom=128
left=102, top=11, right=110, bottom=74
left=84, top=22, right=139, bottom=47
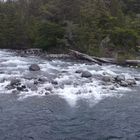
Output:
left=0, top=50, right=140, bottom=140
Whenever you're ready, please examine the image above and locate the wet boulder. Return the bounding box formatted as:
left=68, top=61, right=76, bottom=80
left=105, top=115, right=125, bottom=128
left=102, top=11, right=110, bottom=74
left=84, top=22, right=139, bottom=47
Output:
left=45, top=84, right=53, bottom=91
left=10, top=79, right=21, bottom=87
left=110, top=86, right=116, bottom=90
left=135, top=77, right=140, bottom=81
left=51, top=80, right=58, bottom=85
left=6, top=85, right=14, bottom=90
left=45, top=91, right=51, bottom=96
left=6, top=79, right=21, bottom=89
left=17, top=85, right=27, bottom=91
left=34, top=77, right=48, bottom=84
left=26, top=82, right=38, bottom=91
left=38, top=77, right=47, bottom=83
left=29, top=64, right=40, bottom=71
left=115, top=75, right=125, bottom=82
left=126, top=79, right=136, bottom=86
left=12, top=90, right=20, bottom=94
left=119, top=81, right=129, bottom=87
left=75, top=70, right=84, bottom=74
left=81, top=71, right=92, bottom=78
left=102, top=76, right=114, bottom=82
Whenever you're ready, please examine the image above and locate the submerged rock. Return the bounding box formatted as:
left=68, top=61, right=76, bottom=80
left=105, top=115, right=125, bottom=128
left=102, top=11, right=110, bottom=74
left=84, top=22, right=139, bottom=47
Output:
left=45, top=91, right=51, bottom=95
left=81, top=71, right=92, bottom=78
left=38, top=77, right=47, bottom=83
left=10, top=79, right=21, bottom=87
left=29, top=64, right=40, bottom=71
left=76, top=90, right=82, bottom=95
left=34, top=77, right=48, bottom=85
left=110, top=86, right=116, bottom=90
left=45, top=84, right=53, bottom=91
left=12, top=90, right=20, bottom=94
left=26, top=82, right=38, bottom=91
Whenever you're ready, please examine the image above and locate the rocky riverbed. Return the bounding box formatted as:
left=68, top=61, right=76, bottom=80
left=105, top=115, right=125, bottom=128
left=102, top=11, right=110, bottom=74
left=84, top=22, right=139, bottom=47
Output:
left=0, top=49, right=140, bottom=139
left=0, top=49, right=139, bottom=105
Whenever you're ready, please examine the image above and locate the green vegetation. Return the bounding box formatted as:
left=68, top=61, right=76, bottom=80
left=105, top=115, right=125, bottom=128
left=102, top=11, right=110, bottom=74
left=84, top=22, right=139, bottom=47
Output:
left=0, top=0, right=139, bottom=56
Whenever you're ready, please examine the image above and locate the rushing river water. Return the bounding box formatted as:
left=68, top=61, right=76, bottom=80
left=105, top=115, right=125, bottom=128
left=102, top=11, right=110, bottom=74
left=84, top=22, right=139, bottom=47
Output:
left=0, top=50, right=140, bottom=140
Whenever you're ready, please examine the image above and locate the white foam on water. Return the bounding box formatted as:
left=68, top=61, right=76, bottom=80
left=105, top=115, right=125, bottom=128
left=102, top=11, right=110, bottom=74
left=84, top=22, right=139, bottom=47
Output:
left=0, top=50, right=139, bottom=106
left=52, top=81, right=121, bottom=106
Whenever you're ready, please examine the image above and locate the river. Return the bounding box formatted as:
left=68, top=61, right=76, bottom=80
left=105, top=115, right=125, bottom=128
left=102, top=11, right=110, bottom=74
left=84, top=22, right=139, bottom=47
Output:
left=0, top=50, right=140, bottom=140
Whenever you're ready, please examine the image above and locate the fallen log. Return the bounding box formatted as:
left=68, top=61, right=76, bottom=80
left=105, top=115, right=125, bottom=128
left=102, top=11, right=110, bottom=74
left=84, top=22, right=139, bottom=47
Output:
left=92, top=56, right=112, bottom=64
left=69, top=49, right=102, bottom=65
left=69, top=49, right=140, bottom=67
left=125, top=60, right=140, bottom=66
left=102, top=59, right=140, bottom=66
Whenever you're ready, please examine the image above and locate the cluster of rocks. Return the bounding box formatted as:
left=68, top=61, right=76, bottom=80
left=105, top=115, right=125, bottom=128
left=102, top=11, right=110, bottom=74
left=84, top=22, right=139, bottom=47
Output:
left=102, top=74, right=137, bottom=87
left=5, top=63, right=66, bottom=96
left=6, top=77, right=54, bottom=95
left=5, top=63, right=139, bottom=96
left=15, top=49, right=44, bottom=57
left=6, top=79, right=27, bottom=92
left=5, top=64, right=47, bottom=94
left=75, top=69, right=138, bottom=89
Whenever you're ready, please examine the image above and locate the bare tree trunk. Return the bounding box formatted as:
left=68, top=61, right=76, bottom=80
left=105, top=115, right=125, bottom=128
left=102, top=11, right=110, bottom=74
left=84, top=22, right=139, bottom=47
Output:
left=69, top=49, right=140, bottom=67
left=69, top=49, right=102, bottom=65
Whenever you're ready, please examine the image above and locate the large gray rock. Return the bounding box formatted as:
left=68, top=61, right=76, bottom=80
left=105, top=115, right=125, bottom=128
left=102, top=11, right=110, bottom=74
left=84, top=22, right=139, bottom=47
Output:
left=81, top=71, right=92, bottom=78
left=115, top=75, right=125, bottom=82
left=10, top=79, right=21, bottom=87
left=102, top=76, right=114, bottom=82
left=126, top=79, right=136, bottom=86
left=135, top=77, right=140, bottom=81
left=29, top=64, right=40, bottom=71
left=120, top=81, right=129, bottom=87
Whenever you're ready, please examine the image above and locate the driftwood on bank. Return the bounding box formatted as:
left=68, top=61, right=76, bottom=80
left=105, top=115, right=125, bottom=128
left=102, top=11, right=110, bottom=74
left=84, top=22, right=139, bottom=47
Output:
left=101, top=58, right=140, bottom=66
left=125, top=60, right=140, bottom=66
left=69, top=49, right=102, bottom=65
left=69, top=49, right=140, bottom=66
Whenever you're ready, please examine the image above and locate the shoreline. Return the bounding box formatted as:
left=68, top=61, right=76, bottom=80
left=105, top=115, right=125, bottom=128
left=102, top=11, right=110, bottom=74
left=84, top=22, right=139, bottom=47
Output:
left=1, top=48, right=140, bottom=67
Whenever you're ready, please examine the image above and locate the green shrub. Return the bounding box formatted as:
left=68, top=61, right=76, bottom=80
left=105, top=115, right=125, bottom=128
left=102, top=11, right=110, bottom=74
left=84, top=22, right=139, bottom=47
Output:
left=35, top=22, right=65, bottom=50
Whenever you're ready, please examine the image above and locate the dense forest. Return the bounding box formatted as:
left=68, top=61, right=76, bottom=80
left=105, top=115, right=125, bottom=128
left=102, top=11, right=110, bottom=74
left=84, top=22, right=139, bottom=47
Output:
left=0, top=0, right=140, bottom=56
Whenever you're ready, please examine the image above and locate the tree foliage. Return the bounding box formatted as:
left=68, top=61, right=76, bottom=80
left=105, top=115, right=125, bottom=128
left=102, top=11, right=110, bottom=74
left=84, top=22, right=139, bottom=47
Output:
left=0, top=0, right=139, bottom=55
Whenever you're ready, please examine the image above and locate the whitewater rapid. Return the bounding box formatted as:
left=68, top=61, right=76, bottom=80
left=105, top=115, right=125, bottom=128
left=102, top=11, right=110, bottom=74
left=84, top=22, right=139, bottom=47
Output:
left=0, top=50, right=139, bottom=106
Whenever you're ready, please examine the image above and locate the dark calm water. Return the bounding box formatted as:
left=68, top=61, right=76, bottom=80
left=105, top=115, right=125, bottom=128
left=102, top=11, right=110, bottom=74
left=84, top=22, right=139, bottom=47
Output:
left=0, top=88, right=140, bottom=140
left=0, top=50, right=140, bottom=140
